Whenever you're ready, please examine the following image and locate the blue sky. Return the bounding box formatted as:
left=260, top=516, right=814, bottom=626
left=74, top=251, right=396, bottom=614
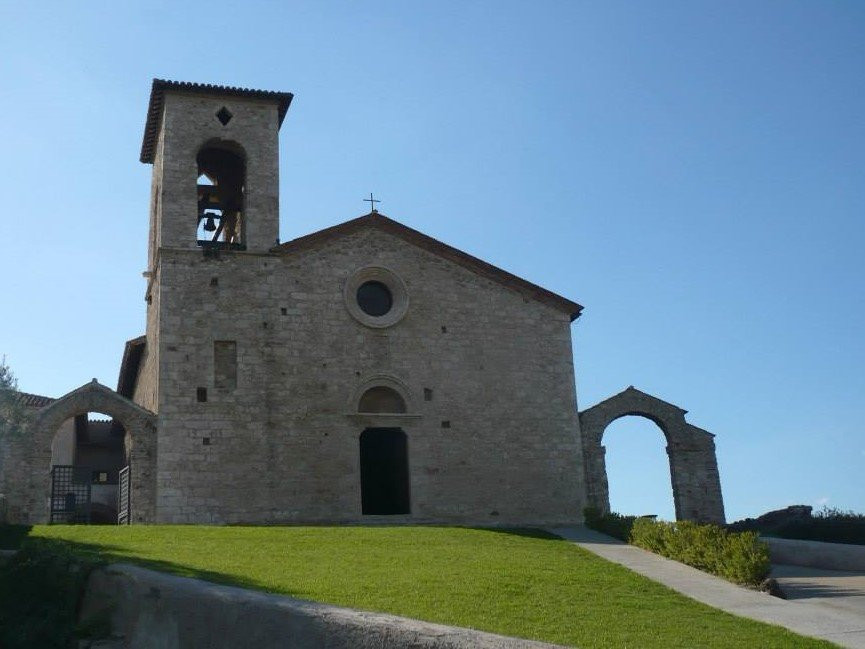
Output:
left=1, top=1, right=862, bottom=521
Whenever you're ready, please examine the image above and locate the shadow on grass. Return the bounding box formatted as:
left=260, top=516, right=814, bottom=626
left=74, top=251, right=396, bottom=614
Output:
left=0, top=525, right=839, bottom=649
left=11, top=532, right=303, bottom=597
left=1, top=527, right=321, bottom=649
left=7, top=524, right=568, bottom=602
left=467, top=526, right=566, bottom=541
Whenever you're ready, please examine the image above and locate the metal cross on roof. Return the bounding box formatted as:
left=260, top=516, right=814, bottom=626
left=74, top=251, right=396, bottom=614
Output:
left=364, top=193, right=381, bottom=213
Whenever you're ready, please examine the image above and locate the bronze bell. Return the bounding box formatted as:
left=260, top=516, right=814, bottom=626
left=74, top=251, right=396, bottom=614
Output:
left=203, top=215, right=217, bottom=232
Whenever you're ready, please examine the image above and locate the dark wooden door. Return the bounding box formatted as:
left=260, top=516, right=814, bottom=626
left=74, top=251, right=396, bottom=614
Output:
left=360, top=428, right=410, bottom=515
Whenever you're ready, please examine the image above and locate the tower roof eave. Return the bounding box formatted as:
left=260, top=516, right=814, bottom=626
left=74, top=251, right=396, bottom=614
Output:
left=140, top=79, right=294, bottom=164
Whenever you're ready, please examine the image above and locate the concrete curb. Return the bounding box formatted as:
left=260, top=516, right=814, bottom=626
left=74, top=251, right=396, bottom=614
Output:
left=765, top=536, right=865, bottom=572
left=80, top=563, right=567, bottom=649
left=550, top=526, right=865, bottom=649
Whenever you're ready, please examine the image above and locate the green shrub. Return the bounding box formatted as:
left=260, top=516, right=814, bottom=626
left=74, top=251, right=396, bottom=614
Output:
left=729, top=506, right=865, bottom=546
left=775, top=507, right=865, bottom=546
left=629, top=517, right=770, bottom=586
left=0, top=538, right=102, bottom=648
left=583, top=507, right=637, bottom=541
left=0, top=524, right=31, bottom=550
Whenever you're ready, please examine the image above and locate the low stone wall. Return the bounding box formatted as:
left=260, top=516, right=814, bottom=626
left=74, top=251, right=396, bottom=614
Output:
left=80, top=564, right=565, bottom=649
left=765, top=537, right=865, bottom=571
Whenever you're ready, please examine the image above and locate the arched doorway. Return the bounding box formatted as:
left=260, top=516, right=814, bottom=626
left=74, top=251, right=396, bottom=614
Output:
left=579, top=386, right=725, bottom=524
left=602, top=415, right=675, bottom=520
left=359, top=428, right=410, bottom=515
left=20, top=380, right=158, bottom=525
left=49, top=410, right=130, bottom=523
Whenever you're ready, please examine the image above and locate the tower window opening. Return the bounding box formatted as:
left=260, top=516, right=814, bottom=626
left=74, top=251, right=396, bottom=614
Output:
left=215, top=106, right=233, bottom=126
left=196, top=144, right=246, bottom=250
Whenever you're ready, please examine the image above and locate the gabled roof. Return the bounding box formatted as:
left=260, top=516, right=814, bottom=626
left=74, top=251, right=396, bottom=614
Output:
left=580, top=386, right=715, bottom=439
left=140, top=79, right=294, bottom=163
left=272, top=212, right=583, bottom=321
left=604, top=386, right=689, bottom=415
left=36, top=379, right=156, bottom=426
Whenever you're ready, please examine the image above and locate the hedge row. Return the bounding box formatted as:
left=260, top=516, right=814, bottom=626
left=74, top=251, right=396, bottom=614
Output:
left=584, top=508, right=771, bottom=587
left=730, top=507, right=865, bottom=546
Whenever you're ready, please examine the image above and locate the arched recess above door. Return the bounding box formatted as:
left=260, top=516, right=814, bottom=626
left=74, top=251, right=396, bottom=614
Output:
left=346, top=375, right=421, bottom=422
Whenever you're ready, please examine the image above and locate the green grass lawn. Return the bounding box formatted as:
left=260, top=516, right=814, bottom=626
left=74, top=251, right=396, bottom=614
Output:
left=6, top=525, right=836, bottom=648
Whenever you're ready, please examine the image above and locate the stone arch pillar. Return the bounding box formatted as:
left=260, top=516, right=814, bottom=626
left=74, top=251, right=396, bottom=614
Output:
left=12, top=380, right=157, bottom=524
left=579, top=386, right=724, bottom=524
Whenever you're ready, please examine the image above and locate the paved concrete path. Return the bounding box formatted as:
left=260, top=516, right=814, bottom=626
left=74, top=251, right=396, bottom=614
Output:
left=550, top=526, right=865, bottom=649
left=772, top=564, right=865, bottom=620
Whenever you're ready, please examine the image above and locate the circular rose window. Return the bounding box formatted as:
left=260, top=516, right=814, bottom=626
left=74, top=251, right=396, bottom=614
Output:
left=356, top=281, right=393, bottom=317
left=345, top=267, right=408, bottom=328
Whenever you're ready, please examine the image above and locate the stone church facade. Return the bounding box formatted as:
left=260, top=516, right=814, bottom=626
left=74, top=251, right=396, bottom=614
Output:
left=0, top=80, right=725, bottom=527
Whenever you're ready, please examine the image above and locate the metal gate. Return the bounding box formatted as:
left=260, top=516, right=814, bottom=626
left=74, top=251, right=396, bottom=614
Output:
left=117, top=465, right=131, bottom=524
left=49, top=465, right=92, bottom=524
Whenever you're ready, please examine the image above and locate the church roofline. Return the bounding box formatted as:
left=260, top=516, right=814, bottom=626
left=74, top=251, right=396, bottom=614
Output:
left=272, top=212, right=584, bottom=321
left=140, top=79, right=294, bottom=164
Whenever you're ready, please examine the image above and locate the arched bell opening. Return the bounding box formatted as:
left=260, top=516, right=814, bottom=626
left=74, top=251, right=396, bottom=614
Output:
left=49, top=410, right=131, bottom=524
left=196, top=141, right=246, bottom=249
left=602, top=415, right=675, bottom=521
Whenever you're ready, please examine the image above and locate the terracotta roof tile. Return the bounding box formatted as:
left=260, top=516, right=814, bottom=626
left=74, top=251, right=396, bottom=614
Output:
left=16, top=392, right=55, bottom=408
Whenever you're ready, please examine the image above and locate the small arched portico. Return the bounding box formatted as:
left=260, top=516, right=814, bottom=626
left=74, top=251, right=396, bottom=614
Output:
left=579, top=386, right=725, bottom=524
left=14, top=380, right=157, bottom=524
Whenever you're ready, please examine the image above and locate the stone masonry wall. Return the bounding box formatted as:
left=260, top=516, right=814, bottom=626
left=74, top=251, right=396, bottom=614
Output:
left=147, top=121, right=165, bottom=273
left=135, top=275, right=160, bottom=414
left=152, top=227, right=586, bottom=525
left=0, top=403, right=46, bottom=524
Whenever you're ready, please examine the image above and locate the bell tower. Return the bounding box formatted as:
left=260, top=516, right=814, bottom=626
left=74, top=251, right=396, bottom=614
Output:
left=140, top=79, right=293, bottom=262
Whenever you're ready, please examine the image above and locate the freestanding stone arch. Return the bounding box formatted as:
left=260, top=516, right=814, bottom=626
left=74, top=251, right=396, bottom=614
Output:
left=5, top=380, right=157, bottom=524
left=579, top=386, right=724, bottom=524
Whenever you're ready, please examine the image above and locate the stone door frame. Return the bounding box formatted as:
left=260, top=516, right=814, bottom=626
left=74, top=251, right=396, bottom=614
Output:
left=579, top=386, right=725, bottom=524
